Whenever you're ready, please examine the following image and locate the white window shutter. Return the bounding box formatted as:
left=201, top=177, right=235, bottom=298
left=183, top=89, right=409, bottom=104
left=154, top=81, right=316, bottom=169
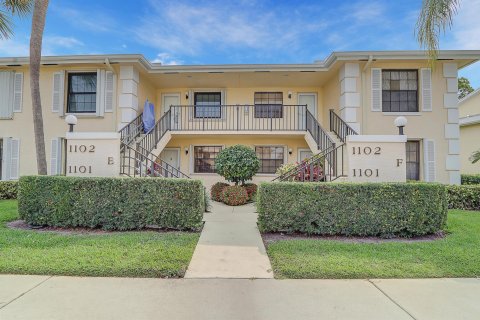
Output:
left=0, top=71, right=14, bottom=119
left=96, top=69, right=106, bottom=116
left=104, top=71, right=115, bottom=112
left=9, top=138, right=20, bottom=180
left=423, top=139, right=436, bottom=182
left=1, top=138, right=11, bottom=180
left=52, top=71, right=65, bottom=115
left=371, top=68, right=382, bottom=112
left=13, top=72, right=23, bottom=113
left=421, top=68, right=432, bottom=112
left=50, top=139, right=59, bottom=175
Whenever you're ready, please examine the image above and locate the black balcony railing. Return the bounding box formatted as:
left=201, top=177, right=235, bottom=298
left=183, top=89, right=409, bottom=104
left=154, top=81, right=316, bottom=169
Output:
left=169, top=105, right=308, bottom=131
left=119, top=112, right=143, bottom=145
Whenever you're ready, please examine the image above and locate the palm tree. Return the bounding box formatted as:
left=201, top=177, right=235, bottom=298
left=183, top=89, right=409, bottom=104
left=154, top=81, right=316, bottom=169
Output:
left=29, top=0, right=49, bottom=175
left=416, top=0, right=461, bottom=64
left=0, top=0, right=32, bottom=39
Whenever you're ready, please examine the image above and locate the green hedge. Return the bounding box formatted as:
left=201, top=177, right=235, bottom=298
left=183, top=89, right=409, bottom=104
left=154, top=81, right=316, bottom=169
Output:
left=257, top=182, right=447, bottom=237
left=447, top=185, right=480, bottom=211
left=18, top=176, right=205, bottom=231
left=461, top=174, right=480, bottom=185
left=0, top=181, right=18, bottom=200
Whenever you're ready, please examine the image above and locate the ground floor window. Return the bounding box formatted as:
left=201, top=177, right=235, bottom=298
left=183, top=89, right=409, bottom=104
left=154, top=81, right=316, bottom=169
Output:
left=406, top=140, right=420, bottom=180
left=255, top=146, right=285, bottom=174
left=194, top=146, right=222, bottom=173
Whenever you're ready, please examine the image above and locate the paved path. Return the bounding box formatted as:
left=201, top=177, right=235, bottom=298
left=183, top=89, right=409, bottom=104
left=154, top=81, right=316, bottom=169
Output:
left=1, top=275, right=480, bottom=320
left=185, top=202, right=273, bottom=279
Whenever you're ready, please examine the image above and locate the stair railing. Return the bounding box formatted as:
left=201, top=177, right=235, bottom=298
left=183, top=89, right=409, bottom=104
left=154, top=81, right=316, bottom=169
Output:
left=119, top=112, right=144, bottom=145
left=137, top=109, right=171, bottom=154
left=329, top=109, right=358, bottom=142
left=306, top=110, right=336, bottom=151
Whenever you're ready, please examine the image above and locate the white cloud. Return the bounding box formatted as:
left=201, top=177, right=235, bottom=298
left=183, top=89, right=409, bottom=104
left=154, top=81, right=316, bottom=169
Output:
left=349, top=1, right=386, bottom=24
left=152, top=53, right=183, bottom=65
left=0, top=38, right=29, bottom=57
left=52, top=6, right=116, bottom=33
left=445, top=0, right=480, bottom=50
left=44, top=36, right=84, bottom=49
left=135, top=0, right=328, bottom=57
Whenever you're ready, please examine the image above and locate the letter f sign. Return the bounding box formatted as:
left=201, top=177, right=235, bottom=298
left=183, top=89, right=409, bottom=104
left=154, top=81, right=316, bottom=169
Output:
left=397, top=159, right=404, bottom=167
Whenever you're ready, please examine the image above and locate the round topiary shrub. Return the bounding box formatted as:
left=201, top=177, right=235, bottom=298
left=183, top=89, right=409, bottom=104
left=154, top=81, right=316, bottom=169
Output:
left=242, top=183, right=258, bottom=201
left=222, top=185, right=249, bottom=206
left=215, top=145, right=260, bottom=185
left=211, top=182, right=230, bottom=202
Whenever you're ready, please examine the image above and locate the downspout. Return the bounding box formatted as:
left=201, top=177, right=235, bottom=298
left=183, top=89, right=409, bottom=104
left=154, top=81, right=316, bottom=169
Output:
left=361, top=55, right=373, bottom=134
left=105, top=58, right=116, bottom=74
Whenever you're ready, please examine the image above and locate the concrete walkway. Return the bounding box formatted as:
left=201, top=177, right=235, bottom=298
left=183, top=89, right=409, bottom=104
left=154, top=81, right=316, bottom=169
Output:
left=185, top=202, right=273, bottom=279
left=1, top=275, right=480, bottom=320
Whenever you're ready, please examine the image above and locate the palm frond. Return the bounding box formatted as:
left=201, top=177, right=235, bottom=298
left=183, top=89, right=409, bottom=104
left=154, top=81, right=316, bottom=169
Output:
left=0, top=11, right=13, bottom=39
left=415, top=0, right=460, bottom=67
left=470, top=150, right=480, bottom=164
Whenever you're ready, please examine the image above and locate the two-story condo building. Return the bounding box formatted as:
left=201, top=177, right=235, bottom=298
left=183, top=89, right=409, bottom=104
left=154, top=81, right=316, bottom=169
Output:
left=1, top=51, right=479, bottom=185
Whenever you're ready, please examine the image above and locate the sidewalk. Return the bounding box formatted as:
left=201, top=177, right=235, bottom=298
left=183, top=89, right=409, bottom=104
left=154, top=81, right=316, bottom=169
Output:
left=185, top=202, right=273, bottom=279
left=1, top=275, right=479, bottom=320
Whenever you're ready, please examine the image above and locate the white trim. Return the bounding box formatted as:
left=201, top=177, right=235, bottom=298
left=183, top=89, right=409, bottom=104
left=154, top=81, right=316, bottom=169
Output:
left=460, top=114, right=480, bottom=126
left=159, top=147, right=181, bottom=169
left=1, top=138, right=7, bottom=180
left=381, top=112, right=421, bottom=116
left=254, top=144, right=287, bottom=175
left=347, top=135, right=407, bottom=143
left=459, top=87, right=480, bottom=105
left=66, top=132, right=120, bottom=140
left=297, top=92, right=318, bottom=119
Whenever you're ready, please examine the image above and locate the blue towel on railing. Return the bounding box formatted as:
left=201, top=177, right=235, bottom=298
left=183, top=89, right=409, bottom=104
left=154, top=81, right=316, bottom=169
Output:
left=143, top=100, right=155, bottom=133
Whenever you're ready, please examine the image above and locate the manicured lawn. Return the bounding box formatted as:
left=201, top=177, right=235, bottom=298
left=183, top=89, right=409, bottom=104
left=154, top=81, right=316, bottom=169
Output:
left=266, top=210, right=480, bottom=279
left=0, top=200, right=199, bottom=278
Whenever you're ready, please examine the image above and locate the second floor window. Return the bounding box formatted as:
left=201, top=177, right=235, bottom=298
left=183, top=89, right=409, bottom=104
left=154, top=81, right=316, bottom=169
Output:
left=67, top=73, right=97, bottom=113
left=382, top=70, right=418, bottom=112
left=254, top=92, right=283, bottom=118
left=194, top=92, right=221, bottom=118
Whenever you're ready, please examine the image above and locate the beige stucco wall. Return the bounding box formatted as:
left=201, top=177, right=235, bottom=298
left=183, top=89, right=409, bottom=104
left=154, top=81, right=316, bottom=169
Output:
left=360, top=62, right=455, bottom=184
left=460, top=123, right=480, bottom=174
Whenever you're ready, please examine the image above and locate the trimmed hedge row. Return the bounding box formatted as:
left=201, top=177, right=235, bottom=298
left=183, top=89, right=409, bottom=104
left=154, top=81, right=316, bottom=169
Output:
left=461, top=174, right=480, bottom=185
left=18, top=176, right=205, bottom=231
left=257, top=182, right=448, bottom=237
left=0, top=181, right=18, bottom=200
left=447, top=185, right=480, bottom=211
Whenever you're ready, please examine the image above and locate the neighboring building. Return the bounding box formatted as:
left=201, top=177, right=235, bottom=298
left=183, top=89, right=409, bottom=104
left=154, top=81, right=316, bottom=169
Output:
left=459, top=88, right=480, bottom=174
left=1, top=51, right=479, bottom=185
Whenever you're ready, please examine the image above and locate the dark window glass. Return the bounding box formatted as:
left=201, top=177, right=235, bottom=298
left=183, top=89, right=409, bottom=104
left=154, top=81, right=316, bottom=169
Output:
left=194, top=146, right=222, bottom=173
left=255, top=146, right=284, bottom=174
left=194, top=92, right=221, bottom=118
left=382, top=70, right=418, bottom=112
left=67, top=73, right=97, bottom=113
left=254, top=92, right=283, bottom=118
left=406, top=141, right=420, bottom=180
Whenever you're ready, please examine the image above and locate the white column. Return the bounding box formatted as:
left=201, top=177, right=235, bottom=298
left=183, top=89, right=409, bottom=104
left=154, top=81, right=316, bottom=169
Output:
left=443, top=62, right=460, bottom=185
left=339, top=63, right=361, bottom=133
left=118, top=66, right=140, bottom=130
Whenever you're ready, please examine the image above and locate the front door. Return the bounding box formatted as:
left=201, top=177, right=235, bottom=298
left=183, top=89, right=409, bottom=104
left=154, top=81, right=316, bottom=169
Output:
left=162, top=93, right=180, bottom=129
left=160, top=148, right=180, bottom=170
left=298, top=93, right=317, bottom=130
left=298, top=148, right=313, bottom=162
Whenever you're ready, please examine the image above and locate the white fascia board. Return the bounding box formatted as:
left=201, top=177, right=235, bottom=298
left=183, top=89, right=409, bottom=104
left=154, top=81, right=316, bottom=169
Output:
left=459, top=88, right=480, bottom=105
left=347, top=135, right=407, bottom=143
left=459, top=114, right=480, bottom=126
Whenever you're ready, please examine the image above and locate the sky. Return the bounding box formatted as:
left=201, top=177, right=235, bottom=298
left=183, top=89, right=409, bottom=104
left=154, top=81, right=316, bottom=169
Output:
left=1, top=0, right=479, bottom=87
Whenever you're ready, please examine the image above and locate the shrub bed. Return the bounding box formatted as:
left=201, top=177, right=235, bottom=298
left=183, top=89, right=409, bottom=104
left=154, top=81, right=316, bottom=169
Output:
left=447, top=185, right=480, bottom=210
left=211, top=182, right=229, bottom=202
left=222, top=185, right=249, bottom=206
left=0, top=181, right=17, bottom=200
left=243, top=183, right=258, bottom=201
left=18, top=176, right=205, bottom=231
left=461, top=174, right=480, bottom=185
left=257, top=182, right=447, bottom=237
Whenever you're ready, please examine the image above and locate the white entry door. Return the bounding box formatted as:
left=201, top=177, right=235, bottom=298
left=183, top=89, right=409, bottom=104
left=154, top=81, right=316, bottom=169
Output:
left=298, top=149, right=313, bottom=162
left=162, top=93, right=180, bottom=129
left=298, top=93, right=317, bottom=129
left=160, top=148, right=180, bottom=169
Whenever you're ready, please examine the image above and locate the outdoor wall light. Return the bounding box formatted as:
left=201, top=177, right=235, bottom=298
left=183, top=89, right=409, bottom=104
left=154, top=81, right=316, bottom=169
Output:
left=288, top=91, right=293, bottom=99
left=185, top=147, right=189, bottom=155
left=185, top=92, right=189, bottom=100
left=288, top=148, right=293, bottom=155
left=394, top=116, right=408, bottom=135
left=65, top=115, right=78, bottom=132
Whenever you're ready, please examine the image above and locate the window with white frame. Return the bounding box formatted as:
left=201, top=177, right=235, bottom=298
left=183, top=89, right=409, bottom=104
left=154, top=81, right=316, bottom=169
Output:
left=254, top=92, right=283, bottom=118
left=255, top=146, right=285, bottom=174
left=67, top=73, right=97, bottom=113
left=194, top=92, right=221, bottom=118
left=382, top=70, right=418, bottom=112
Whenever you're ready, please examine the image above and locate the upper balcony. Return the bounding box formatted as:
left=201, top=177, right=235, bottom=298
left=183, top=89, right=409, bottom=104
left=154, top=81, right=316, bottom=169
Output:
left=168, top=104, right=310, bottom=132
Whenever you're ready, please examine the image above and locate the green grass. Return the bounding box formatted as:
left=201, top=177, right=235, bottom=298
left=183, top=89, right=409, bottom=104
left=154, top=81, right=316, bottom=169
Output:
left=0, top=200, right=199, bottom=278
left=267, top=210, right=480, bottom=279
